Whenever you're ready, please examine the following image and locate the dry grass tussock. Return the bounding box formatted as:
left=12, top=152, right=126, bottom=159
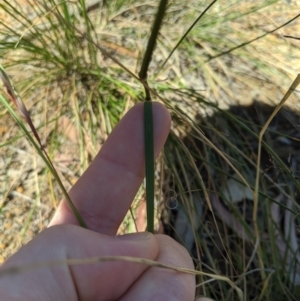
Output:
left=1, top=0, right=300, bottom=299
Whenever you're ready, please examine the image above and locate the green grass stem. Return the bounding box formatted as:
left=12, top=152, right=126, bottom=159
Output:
left=139, top=0, right=168, bottom=232
left=144, top=101, right=155, bottom=233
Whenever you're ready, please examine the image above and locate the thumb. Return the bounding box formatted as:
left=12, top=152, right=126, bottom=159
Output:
left=0, top=225, right=159, bottom=301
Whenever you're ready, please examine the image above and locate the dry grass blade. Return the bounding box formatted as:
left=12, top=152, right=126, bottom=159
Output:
left=0, top=255, right=243, bottom=301
left=253, top=74, right=300, bottom=280
left=160, top=0, right=217, bottom=70
left=0, top=65, right=87, bottom=228
left=208, top=11, right=300, bottom=61
left=0, top=64, right=42, bottom=147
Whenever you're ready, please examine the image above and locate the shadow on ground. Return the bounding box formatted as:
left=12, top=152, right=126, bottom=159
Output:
left=162, top=97, right=300, bottom=300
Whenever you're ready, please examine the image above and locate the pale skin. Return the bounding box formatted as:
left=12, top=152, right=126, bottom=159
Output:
left=0, top=103, right=211, bottom=301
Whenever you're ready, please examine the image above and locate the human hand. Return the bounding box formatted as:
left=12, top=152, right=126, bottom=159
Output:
left=0, top=103, right=207, bottom=301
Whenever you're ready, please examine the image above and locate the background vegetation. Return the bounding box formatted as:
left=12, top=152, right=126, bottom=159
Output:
left=1, top=0, right=300, bottom=300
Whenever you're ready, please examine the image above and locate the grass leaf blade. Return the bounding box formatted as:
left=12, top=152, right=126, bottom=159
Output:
left=160, top=0, right=217, bottom=70
left=139, top=0, right=169, bottom=233
left=0, top=67, right=87, bottom=228
left=0, top=64, right=43, bottom=147
left=144, top=102, right=155, bottom=233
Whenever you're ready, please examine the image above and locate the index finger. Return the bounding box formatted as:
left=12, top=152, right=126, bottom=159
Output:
left=49, top=102, right=171, bottom=234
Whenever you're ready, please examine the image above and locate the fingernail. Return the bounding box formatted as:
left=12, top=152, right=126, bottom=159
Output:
left=117, top=232, right=151, bottom=241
